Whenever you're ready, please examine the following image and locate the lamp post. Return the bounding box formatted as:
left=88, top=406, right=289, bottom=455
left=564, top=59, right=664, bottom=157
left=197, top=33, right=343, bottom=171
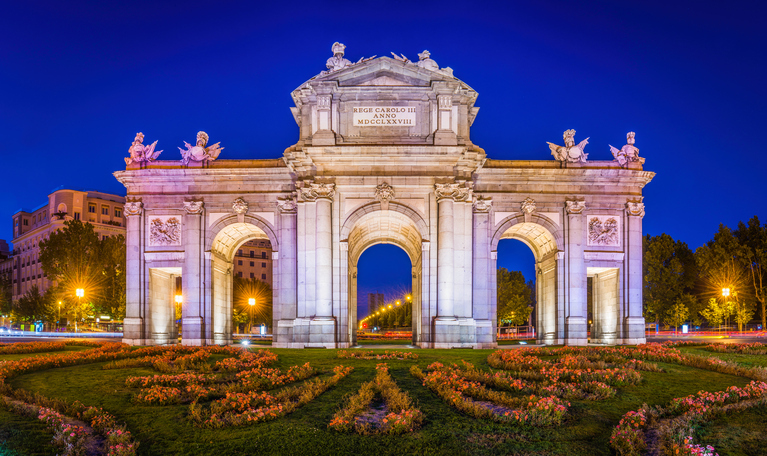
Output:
left=721, top=288, right=730, bottom=335
left=248, top=297, right=256, bottom=334
left=57, top=301, right=61, bottom=330
left=75, top=288, right=84, bottom=333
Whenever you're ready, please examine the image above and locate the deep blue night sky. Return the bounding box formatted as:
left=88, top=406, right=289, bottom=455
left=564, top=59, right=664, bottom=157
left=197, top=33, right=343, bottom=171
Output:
left=2, top=1, right=765, bottom=317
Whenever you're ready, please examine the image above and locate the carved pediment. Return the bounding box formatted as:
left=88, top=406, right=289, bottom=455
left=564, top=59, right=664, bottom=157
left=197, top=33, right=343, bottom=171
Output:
left=311, top=57, right=460, bottom=88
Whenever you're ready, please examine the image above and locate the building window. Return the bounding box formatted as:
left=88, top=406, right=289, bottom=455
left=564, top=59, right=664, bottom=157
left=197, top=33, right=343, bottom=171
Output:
left=238, top=260, right=242, bottom=266
left=261, top=252, right=267, bottom=259
left=23, top=219, right=28, bottom=226
left=102, top=206, right=109, bottom=215
left=115, top=208, right=122, bottom=217
left=250, top=272, right=254, bottom=278
left=238, top=272, right=243, bottom=278
left=249, top=261, right=254, bottom=267
left=238, top=249, right=243, bottom=256
left=88, top=204, right=96, bottom=213
left=261, top=262, right=266, bottom=268
left=250, top=251, right=254, bottom=258
left=74, top=212, right=80, bottom=220
left=261, top=274, right=266, bottom=280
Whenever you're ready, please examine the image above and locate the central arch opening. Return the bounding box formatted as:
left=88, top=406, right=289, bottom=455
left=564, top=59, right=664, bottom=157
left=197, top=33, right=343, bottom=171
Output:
left=356, top=244, right=413, bottom=344
left=343, top=204, right=425, bottom=347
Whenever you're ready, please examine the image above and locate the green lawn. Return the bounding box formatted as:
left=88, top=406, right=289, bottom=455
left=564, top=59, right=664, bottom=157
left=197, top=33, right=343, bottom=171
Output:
left=1, top=346, right=765, bottom=455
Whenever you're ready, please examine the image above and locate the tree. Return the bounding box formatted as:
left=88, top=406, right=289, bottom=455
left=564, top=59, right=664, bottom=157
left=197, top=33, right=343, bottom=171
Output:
left=13, top=286, right=51, bottom=322
left=643, top=234, right=697, bottom=325
left=0, top=274, right=12, bottom=317
left=39, top=220, right=127, bottom=321
left=497, top=268, right=533, bottom=332
left=700, top=298, right=725, bottom=332
left=663, top=299, right=689, bottom=335
left=734, top=216, right=767, bottom=328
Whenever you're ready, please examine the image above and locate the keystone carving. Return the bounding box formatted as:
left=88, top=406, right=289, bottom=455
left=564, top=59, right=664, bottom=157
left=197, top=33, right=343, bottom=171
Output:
left=374, top=182, right=395, bottom=202
left=124, top=201, right=143, bottom=217
left=626, top=202, right=645, bottom=217
left=232, top=198, right=249, bottom=214
left=183, top=201, right=204, bottom=214
left=565, top=200, right=586, bottom=214
left=521, top=197, right=536, bottom=214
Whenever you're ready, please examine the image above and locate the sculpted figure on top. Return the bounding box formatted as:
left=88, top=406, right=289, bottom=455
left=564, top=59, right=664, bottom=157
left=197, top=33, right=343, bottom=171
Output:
left=179, top=131, right=224, bottom=165
left=609, top=132, right=644, bottom=168
left=125, top=133, right=162, bottom=165
left=548, top=129, right=589, bottom=164
left=416, top=50, right=439, bottom=71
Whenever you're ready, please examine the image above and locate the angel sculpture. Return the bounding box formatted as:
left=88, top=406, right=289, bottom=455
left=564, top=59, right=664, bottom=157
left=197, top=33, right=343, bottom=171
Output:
left=125, top=132, right=162, bottom=165
left=609, top=132, right=643, bottom=167
left=548, top=129, right=589, bottom=163
left=179, top=131, right=223, bottom=165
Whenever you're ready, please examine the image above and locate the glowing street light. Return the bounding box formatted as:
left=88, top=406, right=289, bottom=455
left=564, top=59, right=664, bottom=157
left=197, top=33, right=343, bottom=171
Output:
left=175, top=294, right=183, bottom=304
left=395, top=301, right=401, bottom=306
left=248, top=297, right=256, bottom=334
left=406, top=294, right=412, bottom=302
left=722, top=288, right=730, bottom=298
left=75, top=288, right=84, bottom=333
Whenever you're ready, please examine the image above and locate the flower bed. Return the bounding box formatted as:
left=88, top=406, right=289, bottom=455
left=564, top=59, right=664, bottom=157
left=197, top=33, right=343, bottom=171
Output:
left=611, top=381, right=767, bottom=455
left=336, top=350, right=418, bottom=360
left=329, top=363, right=423, bottom=434
left=411, top=362, right=569, bottom=426
left=705, top=342, right=767, bottom=355
left=191, top=365, right=354, bottom=428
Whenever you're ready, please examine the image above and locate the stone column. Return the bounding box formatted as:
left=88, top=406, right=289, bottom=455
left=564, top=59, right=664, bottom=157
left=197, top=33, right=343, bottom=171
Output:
left=306, top=183, right=336, bottom=347
left=123, top=201, right=144, bottom=345
left=472, top=197, right=493, bottom=347
left=565, top=200, right=587, bottom=345
left=182, top=200, right=204, bottom=346
left=274, top=197, right=297, bottom=347
left=624, top=202, right=646, bottom=344
left=435, top=184, right=455, bottom=320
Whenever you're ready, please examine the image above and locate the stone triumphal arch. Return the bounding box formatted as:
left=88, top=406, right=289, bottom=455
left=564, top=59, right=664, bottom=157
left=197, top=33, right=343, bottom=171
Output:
left=115, top=43, right=653, bottom=348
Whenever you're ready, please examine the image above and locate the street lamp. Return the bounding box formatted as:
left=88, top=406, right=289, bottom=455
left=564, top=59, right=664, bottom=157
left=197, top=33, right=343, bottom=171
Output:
left=248, top=297, right=256, bottom=334
left=722, top=288, right=730, bottom=298
left=395, top=300, right=401, bottom=306
left=75, top=288, right=84, bottom=333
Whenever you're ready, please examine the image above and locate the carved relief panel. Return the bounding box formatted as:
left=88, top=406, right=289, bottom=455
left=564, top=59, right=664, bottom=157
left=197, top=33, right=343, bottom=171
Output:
left=586, top=215, right=621, bottom=247
left=147, top=215, right=182, bottom=247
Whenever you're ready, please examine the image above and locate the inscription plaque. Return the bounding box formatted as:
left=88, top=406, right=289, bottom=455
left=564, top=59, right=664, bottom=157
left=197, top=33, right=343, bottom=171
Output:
left=352, top=106, right=416, bottom=126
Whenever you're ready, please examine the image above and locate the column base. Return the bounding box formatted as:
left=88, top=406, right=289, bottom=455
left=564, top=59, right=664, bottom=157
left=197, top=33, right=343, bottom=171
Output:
left=182, top=316, right=204, bottom=343
left=122, top=317, right=145, bottom=343
left=623, top=316, right=646, bottom=342
left=432, top=318, right=479, bottom=348
left=565, top=316, right=587, bottom=345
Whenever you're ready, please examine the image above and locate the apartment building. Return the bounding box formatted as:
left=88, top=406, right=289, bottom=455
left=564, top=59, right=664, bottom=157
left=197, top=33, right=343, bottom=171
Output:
left=9, top=188, right=126, bottom=301
left=233, top=239, right=273, bottom=287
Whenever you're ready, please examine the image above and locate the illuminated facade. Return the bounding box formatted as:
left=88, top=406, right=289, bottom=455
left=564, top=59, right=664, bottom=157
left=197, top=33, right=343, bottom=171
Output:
left=116, top=45, right=653, bottom=348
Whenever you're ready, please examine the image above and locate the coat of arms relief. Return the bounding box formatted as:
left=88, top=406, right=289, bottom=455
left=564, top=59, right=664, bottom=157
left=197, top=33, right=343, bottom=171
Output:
left=587, top=215, right=620, bottom=247
left=148, top=216, right=182, bottom=246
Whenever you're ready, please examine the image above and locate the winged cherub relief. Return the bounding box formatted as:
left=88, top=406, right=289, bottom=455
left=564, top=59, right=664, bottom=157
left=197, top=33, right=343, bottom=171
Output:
left=125, top=132, right=162, bottom=165
left=179, top=131, right=224, bottom=165
left=548, top=129, right=589, bottom=163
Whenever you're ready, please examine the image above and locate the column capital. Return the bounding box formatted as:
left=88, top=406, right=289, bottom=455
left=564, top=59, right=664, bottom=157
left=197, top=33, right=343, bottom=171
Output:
left=626, top=201, right=645, bottom=217
left=565, top=200, right=586, bottom=214
left=435, top=182, right=471, bottom=202
left=277, top=195, right=297, bottom=213
left=473, top=196, right=492, bottom=213
left=124, top=200, right=143, bottom=217
left=183, top=200, right=204, bottom=215
left=301, top=182, right=336, bottom=201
